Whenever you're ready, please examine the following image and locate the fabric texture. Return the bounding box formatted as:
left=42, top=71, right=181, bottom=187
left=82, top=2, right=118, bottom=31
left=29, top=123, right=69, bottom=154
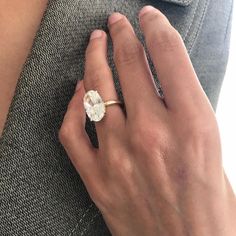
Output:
left=0, top=0, right=233, bottom=235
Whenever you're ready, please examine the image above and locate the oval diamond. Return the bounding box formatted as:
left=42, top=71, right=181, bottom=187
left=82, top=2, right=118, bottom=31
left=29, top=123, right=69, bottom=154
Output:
left=83, top=90, right=106, bottom=122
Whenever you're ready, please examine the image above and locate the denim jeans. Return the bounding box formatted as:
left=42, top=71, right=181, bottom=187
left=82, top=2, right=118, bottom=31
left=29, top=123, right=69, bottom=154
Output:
left=0, top=0, right=233, bottom=235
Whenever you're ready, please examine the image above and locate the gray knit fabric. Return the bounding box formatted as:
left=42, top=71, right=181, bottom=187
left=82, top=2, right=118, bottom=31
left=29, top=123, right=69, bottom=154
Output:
left=0, top=0, right=233, bottom=235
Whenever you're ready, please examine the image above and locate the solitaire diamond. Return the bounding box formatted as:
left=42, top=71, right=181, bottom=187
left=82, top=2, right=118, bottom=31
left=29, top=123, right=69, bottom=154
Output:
left=83, top=90, right=106, bottom=122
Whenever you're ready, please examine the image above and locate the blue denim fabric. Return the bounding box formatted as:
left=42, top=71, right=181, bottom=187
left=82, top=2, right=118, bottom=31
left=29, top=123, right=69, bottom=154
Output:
left=0, top=0, right=233, bottom=235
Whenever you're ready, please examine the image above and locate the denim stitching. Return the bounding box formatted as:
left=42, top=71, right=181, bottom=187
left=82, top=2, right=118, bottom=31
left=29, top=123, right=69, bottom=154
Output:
left=173, top=0, right=192, bottom=5
left=223, top=0, right=233, bottom=42
left=183, top=0, right=200, bottom=42
left=162, top=0, right=193, bottom=6
left=189, top=0, right=210, bottom=54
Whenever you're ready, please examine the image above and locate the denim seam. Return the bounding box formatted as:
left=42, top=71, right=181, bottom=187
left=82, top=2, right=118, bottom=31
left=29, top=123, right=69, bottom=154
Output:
left=183, top=0, right=200, bottom=42
left=173, top=0, right=192, bottom=5
left=189, top=0, right=210, bottom=55
left=163, top=0, right=193, bottom=6
left=223, top=0, right=233, bottom=42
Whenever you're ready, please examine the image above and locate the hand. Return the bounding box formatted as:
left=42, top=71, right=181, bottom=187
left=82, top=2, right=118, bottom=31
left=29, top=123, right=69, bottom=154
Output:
left=58, top=6, right=236, bottom=236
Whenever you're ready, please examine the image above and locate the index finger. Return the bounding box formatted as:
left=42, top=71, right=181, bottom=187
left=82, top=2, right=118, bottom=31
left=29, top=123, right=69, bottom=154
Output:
left=139, top=6, right=210, bottom=114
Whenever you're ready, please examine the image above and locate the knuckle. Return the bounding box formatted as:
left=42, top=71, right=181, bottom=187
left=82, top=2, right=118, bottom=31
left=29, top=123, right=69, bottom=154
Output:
left=114, top=40, right=144, bottom=66
left=133, top=128, right=155, bottom=148
left=107, top=149, right=123, bottom=166
left=132, top=131, right=168, bottom=163
left=131, top=124, right=160, bottom=150
left=115, top=157, right=133, bottom=176
left=150, top=26, right=181, bottom=52
left=128, top=116, right=170, bottom=157
left=106, top=148, right=134, bottom=175
left=120, top=159, right=133, bottom=176
left=58, top=122, right=73, bottom=144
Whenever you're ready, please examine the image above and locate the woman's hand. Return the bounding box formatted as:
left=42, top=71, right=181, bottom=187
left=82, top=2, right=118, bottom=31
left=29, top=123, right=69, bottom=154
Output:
left=58, top=6, right=236, bottom=236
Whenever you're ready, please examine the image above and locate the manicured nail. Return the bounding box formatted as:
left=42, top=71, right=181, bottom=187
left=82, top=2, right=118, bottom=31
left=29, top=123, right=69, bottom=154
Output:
left=75, top=80, right=81, bottom=91
left=90, top=30, right=103, bottom=40
left=139, top=5, right=156, bottom=18
left=108, top=12, right=123, bottom=25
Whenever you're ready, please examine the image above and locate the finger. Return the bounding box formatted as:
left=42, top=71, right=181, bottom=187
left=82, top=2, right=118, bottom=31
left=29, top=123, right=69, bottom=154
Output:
left=83, top=29, right=125, bottom=140
left=107, top=13, right=166, bottom=118
left=58, top=80, right=99, bottom=183
left=139, top=6, right=210, bottom=114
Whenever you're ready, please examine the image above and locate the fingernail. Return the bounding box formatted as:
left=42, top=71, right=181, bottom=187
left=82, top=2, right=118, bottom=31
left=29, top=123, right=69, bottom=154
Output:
left=90, top=30, right=103, bottom=40
left=108, top=12, right=123, bottom=25
left=75, top=80, right=81, bottom=91
left=139, top=5, right=156, bottom=18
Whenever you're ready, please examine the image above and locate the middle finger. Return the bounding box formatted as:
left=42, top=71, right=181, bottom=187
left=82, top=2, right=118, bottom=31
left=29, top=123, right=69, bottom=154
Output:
left=108, top=13, right=166, bottom=118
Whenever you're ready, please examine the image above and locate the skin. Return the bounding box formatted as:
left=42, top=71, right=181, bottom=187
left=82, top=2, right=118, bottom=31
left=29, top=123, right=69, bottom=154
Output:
left=59, top=6, right=236, bottom=236
left=0, top=0, right=48, bottom=136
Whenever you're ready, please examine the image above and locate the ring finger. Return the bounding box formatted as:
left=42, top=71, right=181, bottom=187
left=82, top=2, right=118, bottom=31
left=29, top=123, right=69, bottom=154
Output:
left=83, top=30, right=125, bottom=143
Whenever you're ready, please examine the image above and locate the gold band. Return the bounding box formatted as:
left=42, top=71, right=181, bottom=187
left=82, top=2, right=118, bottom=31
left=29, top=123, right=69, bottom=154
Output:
left=104, top=100, right=123, bottom=107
